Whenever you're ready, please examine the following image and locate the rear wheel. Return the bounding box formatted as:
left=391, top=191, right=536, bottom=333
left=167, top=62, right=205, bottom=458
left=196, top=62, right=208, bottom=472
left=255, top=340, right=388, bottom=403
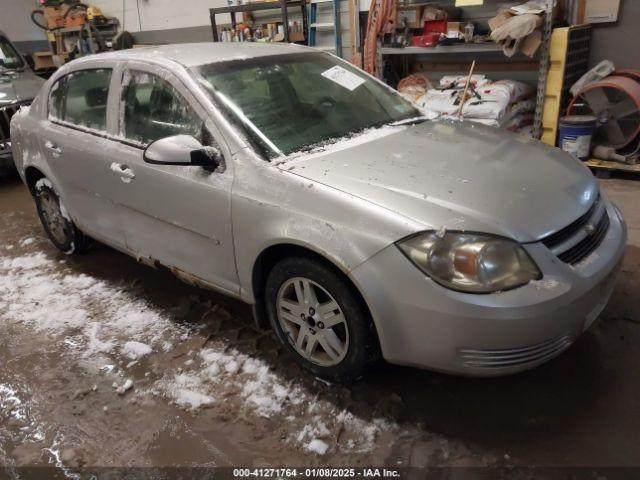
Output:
left=265, top=257, right=377, bottom=383
left=34, top=179, right=89, bottom=254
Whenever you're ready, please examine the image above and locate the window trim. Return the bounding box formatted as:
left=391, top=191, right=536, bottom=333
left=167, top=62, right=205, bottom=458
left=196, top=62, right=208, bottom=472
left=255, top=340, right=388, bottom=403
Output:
left=47, top=67, right=113, bottom=135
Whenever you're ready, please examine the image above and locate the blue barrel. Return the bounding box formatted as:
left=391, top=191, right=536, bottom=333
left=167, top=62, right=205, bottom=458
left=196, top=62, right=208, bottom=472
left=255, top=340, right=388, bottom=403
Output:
left=558, top=115, right=597, bottom=160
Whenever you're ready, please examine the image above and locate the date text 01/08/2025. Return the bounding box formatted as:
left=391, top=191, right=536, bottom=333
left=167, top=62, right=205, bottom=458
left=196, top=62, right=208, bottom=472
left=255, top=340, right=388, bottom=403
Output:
left=232, top=468, right=401, bottom=478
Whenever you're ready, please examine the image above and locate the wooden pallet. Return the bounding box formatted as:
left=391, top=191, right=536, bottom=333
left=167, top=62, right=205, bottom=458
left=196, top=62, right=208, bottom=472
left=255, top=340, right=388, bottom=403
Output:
left=586, top=158, right=640, bottom=177
left=540, top=25, right=591, bottom=146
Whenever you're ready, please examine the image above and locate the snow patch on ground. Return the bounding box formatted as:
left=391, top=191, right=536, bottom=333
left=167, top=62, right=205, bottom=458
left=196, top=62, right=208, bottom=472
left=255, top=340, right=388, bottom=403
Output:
left=0, top=252, right=50, bottom=271
left=306, top=439, right=329, bottom=455
left=19, top=237, right=35, bottom=247
left=1, top=250, right=396, bottom=455
left=0, top=252, right=174, bottom=347
left=156, top=347, right=306, bottom=418
left=163, top=373, right=215, bottom=409
left=122, top=341, right=153, bottom=359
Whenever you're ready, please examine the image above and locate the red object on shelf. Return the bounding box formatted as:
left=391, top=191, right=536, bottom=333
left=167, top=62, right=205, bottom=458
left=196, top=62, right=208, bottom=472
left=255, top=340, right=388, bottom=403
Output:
left=411, top=33, right=441, bottom=47
left=423, top=20, right=447, bottom=34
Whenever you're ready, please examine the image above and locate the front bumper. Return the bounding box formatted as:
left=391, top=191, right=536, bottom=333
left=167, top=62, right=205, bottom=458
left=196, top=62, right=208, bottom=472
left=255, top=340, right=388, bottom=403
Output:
left=350, top=198, right=627, bottom=376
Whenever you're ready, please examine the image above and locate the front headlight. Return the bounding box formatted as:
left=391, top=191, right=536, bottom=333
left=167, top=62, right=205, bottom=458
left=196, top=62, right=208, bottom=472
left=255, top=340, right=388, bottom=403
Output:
left=396, top=231, right=541, bottom=293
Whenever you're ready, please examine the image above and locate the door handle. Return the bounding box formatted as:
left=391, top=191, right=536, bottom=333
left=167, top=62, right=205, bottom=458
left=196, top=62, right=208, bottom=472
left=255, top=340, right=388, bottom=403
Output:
left=44, top=140, right=62, bottom=155
left=110, top=162, right=136, bottom=181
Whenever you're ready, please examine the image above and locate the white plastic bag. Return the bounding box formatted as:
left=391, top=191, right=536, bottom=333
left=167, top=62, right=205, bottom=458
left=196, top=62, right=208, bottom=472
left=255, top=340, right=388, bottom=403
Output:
left=569, top=60, right=615, bottom=97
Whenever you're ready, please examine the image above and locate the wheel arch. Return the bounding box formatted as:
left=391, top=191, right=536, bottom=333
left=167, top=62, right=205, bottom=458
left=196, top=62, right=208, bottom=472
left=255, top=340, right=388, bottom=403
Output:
left=24, top=166, right=46, bottom=196
left=250, top=242, right=378, bottom=347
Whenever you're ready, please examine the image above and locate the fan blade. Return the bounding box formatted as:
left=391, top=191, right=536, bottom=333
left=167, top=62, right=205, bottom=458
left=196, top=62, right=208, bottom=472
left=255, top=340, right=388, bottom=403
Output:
left=604, top=119, right=626, bottom=147
left=609, top=98, right=638, bottom=119
left=582, top=88, right=610, bottom=115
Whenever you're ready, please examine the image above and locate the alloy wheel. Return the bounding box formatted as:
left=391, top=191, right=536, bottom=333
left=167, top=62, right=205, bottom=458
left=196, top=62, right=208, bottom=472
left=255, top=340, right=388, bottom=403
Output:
left=39, top=190, right=71, bottom=245
left=276, top=277, right=349, bottom=367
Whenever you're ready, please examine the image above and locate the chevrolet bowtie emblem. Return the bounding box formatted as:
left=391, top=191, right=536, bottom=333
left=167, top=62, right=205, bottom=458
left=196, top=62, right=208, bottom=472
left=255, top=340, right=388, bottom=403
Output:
left=584, top=223, right=597, bottom=235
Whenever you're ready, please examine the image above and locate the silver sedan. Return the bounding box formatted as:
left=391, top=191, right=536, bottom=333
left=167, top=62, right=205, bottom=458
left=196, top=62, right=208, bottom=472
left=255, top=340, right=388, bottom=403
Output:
left=11, top=43, right=626, bottom=382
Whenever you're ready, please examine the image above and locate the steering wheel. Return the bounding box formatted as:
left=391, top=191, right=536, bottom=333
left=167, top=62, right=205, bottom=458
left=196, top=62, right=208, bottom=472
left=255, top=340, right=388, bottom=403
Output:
left=303, top=96, right=337, bottom=122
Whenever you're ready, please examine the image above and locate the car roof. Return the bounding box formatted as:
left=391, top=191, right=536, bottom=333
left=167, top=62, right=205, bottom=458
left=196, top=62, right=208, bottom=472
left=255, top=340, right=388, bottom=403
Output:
left=87, top=42, right=314, bottom=68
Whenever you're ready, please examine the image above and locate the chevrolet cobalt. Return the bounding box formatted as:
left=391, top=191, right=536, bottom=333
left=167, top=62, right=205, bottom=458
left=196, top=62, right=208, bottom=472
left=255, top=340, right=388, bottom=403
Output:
left=11, top=43, right=626, bottom=381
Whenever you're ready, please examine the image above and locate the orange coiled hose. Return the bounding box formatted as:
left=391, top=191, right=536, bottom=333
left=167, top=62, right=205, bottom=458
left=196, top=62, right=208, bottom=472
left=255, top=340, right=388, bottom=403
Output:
left=363, top=0, right=396, bottom=77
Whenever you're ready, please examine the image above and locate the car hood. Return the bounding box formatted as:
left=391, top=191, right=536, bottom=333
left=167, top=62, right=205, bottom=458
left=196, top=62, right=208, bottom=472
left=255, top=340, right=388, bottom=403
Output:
left=0, top=70, right=44, bottom=105
left=281, top=120, right=599, bottom=243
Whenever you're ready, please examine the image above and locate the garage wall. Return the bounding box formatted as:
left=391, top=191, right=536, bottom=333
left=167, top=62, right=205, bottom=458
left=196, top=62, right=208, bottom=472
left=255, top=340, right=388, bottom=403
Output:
left=92, top=0, right=226, bottom=33
left=589, top=0, right=640, bottom=69
left=0, top=0, right=48, bottom=53
left=92, top=0, right=357, bottom=56
left=7, top=0, right=639, bottom=68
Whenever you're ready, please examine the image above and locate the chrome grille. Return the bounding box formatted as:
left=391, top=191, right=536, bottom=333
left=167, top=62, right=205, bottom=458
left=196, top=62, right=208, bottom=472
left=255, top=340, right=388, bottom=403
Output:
left=0, top=102, right=28, bottom=143
left=459, top=334, right=573, bottom=369
left=557, top=211, right=610, bottom=264
left=541, top=194, right=610, bottom=265
left=542, top=195, right=600, bottom=248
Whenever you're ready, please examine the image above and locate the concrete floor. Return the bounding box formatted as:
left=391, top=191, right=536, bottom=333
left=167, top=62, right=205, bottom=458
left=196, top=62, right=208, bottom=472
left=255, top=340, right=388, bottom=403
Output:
left=0, top=173, right=639, bottom=473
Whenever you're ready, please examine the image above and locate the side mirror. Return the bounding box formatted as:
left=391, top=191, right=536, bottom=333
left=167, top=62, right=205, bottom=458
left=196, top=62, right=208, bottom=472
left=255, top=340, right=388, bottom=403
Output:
left=143, top=135, right=222, bottom=171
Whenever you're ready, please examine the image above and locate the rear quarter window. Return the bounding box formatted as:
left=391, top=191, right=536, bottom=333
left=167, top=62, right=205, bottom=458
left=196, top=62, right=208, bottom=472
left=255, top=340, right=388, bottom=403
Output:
left=49, top=68, right=112, bottom=132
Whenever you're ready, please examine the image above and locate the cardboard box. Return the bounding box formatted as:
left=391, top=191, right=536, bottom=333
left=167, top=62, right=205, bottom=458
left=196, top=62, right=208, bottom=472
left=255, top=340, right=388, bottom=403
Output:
left=289, top=31, right=305, bottom=42
left=488, top=11, right=514, bottom=31
left=397, top=6, right=423, bottom=29
left=447, top=21, right=461, bottom=38
left=520, top=29, right=542, bottom=58
left=32, top=51, right=54, bottom=70
left=421, top=6, right=448, bottom=22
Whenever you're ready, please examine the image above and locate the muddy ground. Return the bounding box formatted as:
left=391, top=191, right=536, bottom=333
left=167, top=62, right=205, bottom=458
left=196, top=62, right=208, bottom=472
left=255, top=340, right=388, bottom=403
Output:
left=0, top=173, right=639, bottom=475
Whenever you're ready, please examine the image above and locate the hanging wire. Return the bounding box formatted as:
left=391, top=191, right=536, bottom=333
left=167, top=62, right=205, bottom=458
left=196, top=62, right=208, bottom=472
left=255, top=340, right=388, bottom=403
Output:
left=136, top=0, right=143, bottom=31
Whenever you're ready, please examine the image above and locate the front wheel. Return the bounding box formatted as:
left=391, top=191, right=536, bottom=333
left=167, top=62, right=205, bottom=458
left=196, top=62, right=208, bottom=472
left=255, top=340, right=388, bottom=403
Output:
left=34, top=179, right=89, bottom=254
left=265, top=257, right=377, bottom=383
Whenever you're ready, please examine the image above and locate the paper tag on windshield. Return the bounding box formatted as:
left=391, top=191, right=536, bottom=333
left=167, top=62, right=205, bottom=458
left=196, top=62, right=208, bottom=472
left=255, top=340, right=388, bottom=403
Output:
left=321, top=66, right=365, bottom=91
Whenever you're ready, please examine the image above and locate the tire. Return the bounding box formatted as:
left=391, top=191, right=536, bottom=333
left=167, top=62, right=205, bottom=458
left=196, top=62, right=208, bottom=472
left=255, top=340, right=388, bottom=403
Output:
left=265, top=256, right=377, bottom=383
left=34, top=178, right=89, bottom=255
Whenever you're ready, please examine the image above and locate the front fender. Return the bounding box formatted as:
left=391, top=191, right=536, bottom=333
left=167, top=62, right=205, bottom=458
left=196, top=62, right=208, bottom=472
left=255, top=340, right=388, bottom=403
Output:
left=231, top=153, right=423, bottom=302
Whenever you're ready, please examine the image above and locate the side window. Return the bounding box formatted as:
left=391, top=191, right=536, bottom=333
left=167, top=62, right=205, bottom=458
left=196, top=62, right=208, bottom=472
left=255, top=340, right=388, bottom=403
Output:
left=121, top=70, right=203, bottom=146
left=50, top=69, right=112, bottom=132
left=49, top=77, right=66, bottom=121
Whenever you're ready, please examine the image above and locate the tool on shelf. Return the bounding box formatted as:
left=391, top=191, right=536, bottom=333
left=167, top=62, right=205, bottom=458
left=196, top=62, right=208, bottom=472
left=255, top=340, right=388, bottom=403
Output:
left=30, top=0, right=119, bottom=61
left=210, top=1, right=307, bottom=44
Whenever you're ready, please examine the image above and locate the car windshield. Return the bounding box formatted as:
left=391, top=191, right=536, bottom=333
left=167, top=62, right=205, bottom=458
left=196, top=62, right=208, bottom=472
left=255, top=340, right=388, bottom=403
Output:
left=0, top=36, right=25, bottom=70
left=192, top=52, right=421, bottom=159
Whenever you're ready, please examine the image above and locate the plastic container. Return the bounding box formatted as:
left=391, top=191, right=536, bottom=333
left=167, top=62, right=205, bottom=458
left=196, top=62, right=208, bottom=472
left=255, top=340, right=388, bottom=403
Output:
left=423, top=20, right=447, bottom=34
left=558, top=115, right=597, bottom=160
left=464, top=22, right=474, bottom=43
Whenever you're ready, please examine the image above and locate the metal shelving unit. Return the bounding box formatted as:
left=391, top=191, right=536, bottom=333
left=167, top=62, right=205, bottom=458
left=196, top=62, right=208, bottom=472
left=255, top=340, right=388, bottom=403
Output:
left=380, top=43, right=504, bottom=55
left=380, top=0, right=556, bottom=140
left=48, top=20, right=119, bottom=59
left=532, top=0, right=555, bottom=138
left=210, top=0, right=308, bottom=43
